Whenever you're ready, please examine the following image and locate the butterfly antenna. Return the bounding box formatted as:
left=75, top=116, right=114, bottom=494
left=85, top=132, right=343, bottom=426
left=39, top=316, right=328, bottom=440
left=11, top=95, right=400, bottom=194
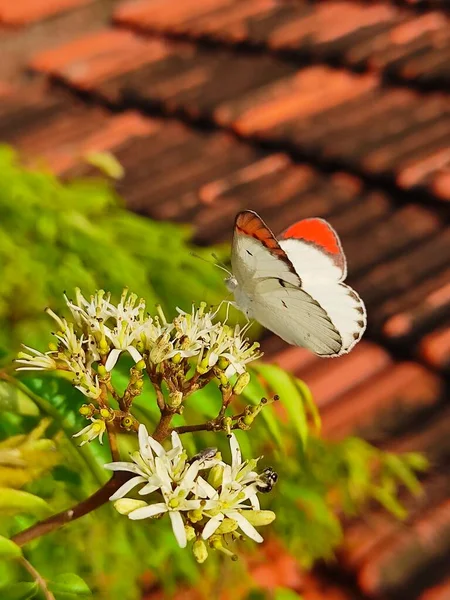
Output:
left=190, top=252, right=232, bottom=277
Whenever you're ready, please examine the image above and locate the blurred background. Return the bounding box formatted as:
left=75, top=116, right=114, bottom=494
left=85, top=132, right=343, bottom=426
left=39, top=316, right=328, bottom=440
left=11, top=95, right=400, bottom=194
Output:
left=0, top=0, right=449, bottom=599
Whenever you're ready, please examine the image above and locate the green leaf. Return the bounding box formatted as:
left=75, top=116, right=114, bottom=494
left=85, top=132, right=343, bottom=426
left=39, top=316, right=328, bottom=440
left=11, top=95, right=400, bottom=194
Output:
left=83, top=152, right=124, bottom=180
left=244, top=370, right=283, bottom=449
left=0, top=382, right=39, bottom=416
left=254, top=364, right=309, bottom=447
left=49, top=573, right=92, bottom=597
left=0, top=582, right=38, bottom=600
left=0, top=535, right=22, bottom=560
left=384, top=454, right=423, bottom=496
left=0, top=487, right=51, bottom=517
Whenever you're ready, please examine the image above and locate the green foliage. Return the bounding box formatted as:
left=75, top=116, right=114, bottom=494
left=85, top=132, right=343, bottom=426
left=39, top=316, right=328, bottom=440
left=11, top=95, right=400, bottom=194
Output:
left=0, top=145, right=227, bottom=356
left=0, top=151, right=427, bottom=600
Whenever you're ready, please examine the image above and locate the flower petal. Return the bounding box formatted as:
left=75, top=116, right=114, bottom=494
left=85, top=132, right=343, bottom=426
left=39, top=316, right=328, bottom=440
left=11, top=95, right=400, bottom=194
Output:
left=138, top=482, right=161, bottom=496
left=229, top=434, right=241, bottom=470
left=109, top=476, right=146, bottom=501
left=195, top=476, right=217, bottom=499
left=169, top=511, right=187, bottom=548
left=170, top=431, right=182, bottom=450
left=202, top=514, right=224, bottom=540
left=138, top=424, right=153, bottom=461
left=104, top=462, right=146, bottom=476
left=147, top=435, right=165, bottom=457
left=105, top=348, right=122, bottom=372
left=230, top=511, right=263, bottom=543
left=127, top=345, right=143, bottom=364
left=128, top=503, right=167, bottom=520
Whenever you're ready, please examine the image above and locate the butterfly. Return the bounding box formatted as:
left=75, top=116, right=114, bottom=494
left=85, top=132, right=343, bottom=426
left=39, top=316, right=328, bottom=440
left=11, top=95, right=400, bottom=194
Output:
left=225, top=210, right=366, bottom=357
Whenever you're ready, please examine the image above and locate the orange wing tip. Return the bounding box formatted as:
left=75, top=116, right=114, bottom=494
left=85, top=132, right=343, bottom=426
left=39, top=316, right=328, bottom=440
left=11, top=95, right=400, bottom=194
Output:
left=282, top=218, right=342, bottom=256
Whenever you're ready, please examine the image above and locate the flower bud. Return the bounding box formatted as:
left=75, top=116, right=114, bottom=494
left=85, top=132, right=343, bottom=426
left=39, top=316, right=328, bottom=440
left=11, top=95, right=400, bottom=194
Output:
left=188, top=509, right=203, bottom=523
left=233, top=372, right=250, bottom=395
left=99, top=407, right=114, bottom=421
left=135, top=359, right=146, bottom=371
left=113, top=499, right=148, bottom=515
left=197, top=357, right=210, bottom=375
left=207, top=464, right=224, bottom=489
left=168, top=391, right=183, bottom=408
left=218, top=356, right=229, bottom=370
left=216, top=518, right=238, bottom=534
left=242, top=510, right=276, bottom=527
left=185, top=525, right=196, bottom=542
left=171, top=352, right=182, bottom=365
left=97, top=364, right=107, bottom=377
left=193, top=539, right=208, bottom=564
left=121, top=415, right=135, bottom=430
left=79, top=404, right=95, bottom=417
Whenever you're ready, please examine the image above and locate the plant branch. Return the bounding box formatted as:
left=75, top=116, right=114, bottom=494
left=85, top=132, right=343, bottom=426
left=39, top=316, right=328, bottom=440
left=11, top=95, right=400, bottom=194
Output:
left=11, top=472, right=130, bottom=547
left=20, top=556, right=55, bottom=600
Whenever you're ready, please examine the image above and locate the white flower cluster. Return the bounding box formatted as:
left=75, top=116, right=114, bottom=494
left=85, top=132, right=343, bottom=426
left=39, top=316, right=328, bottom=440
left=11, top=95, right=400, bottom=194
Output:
left=107, top=425, right=275, bottom=560
left=16, top=289, right=262, bottom=399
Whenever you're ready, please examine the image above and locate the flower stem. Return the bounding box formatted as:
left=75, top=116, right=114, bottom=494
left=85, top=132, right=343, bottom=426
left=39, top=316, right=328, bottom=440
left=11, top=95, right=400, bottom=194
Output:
left=11, top=472, right=130, bottom=547
left=20, top=556, right=55, bottom=600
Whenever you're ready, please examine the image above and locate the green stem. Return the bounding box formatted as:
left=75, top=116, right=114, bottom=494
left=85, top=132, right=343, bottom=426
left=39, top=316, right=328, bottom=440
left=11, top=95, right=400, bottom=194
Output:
left=20, top=556, right=55, bottom=600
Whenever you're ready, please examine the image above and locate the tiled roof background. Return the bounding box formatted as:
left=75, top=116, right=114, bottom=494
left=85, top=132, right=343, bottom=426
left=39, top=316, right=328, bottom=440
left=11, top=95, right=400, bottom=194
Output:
left=1, top=0, right=449, bottom=598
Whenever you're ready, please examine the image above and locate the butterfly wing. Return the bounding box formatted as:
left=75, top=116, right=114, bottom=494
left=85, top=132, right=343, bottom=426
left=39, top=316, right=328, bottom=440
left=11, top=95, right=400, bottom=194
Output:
left=231, top=211, right=343, bottom=355
left=279, top=218, right=366, bottom=355
left=231, top=210, right=301, bottom=288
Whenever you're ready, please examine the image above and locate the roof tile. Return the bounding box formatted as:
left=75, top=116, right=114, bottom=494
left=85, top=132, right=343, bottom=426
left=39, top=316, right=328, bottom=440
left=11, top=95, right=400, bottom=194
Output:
left=0, top=0, right=92, bottom=26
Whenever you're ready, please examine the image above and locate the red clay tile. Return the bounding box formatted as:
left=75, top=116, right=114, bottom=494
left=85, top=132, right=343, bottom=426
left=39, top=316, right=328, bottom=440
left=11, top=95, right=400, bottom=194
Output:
left=420, top=578, right=450, bottom=600
left=321, top=362, right=443, bottom=440
left=380, top=267, right=450, bottom=344
left=357, top=499, right=450, bottom=596
left=30, top=29, right=172, bottom=98
left=300, top=341, right=392, bottom=409
left=432, top=171, right=450, bottom=201
left=419, top=324, right=450, bottom=371
left=0, top=0, right=92, bottom=26
left=355, top=228, right=450, bottom=308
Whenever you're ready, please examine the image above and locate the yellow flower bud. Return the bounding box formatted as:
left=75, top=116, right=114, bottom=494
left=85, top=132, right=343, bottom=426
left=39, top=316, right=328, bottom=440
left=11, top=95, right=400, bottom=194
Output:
left=207, top=464, right=224, bottom=489
left=233, top=372, right=250, bottom=395
left=218, top=357, right=229, bottom=370
left=135, top=359, right=146, bottom=371
left=242, top=510, right=276, bottom=527
left=185, top=526, right=196, bottom=542
left=168, top=391, right=183, bottom=408
left=193, top=539, right=208, bottom=564
left=216, top=518, right=238, bottom=534
left=114, top=499, right=147, bottom=515
left=97, top=365, right=107, bottom=377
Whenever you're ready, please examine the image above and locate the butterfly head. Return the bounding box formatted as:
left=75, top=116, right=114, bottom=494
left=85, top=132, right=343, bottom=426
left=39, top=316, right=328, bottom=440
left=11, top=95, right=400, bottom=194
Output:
left=224, top=275, right=238, bottom=292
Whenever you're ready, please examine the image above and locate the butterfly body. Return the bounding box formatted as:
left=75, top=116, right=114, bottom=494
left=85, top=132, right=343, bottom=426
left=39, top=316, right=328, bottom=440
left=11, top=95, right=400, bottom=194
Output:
left=228, top=210, right=366, bottom=357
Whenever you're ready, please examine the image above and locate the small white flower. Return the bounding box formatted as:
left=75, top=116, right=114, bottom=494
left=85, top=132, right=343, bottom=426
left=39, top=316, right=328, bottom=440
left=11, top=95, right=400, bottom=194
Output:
left=197, top=434, right=263, bottom=544
left=127, top=461, right=202, bottom=548
left=103, top=320, right=143, bottom=371
left=73, top=418, right=106, bottom=446
left=220, top=325, right=262, bottom=378
left=65, top=288, right=113, bottom=329
left=16, top=346, right=57, bottom=371
left=105, top=424, right=166, bottom=500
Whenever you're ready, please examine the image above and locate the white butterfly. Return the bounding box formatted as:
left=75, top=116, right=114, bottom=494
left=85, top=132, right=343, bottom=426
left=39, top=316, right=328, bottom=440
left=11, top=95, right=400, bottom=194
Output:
left=225, top=210, right=366, bottom=357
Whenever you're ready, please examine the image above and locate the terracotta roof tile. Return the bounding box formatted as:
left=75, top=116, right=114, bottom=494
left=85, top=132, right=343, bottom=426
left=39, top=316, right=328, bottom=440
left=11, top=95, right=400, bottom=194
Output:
left=114, top=0, right=450, bottom=89
left=321, top=362, right=443, bottom=441
left=0, top=0, right=92, bottom=26
left=420, top=578, right=450, bottom=600
left=357, top=499, right=450, bottom=596
left=419, top=322, right=450, bottom=371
